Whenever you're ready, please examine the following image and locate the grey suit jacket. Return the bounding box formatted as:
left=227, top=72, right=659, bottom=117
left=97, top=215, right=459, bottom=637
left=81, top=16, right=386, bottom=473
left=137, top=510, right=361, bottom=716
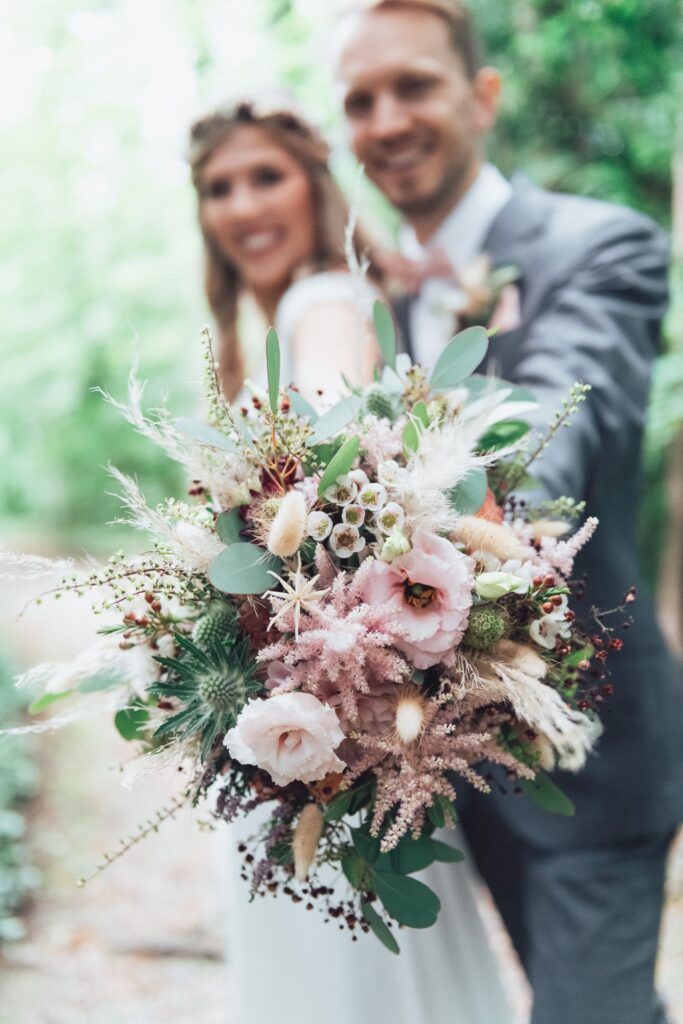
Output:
left=396, top=178, right=683, bottom=847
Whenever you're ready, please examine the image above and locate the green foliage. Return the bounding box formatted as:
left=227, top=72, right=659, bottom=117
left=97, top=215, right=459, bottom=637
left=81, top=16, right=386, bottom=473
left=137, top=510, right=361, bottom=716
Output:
left=208, top=543, right=281, bottom=595
left=372, top=301, right=397, bottom=371
left=448, top=467, right=488, bottom=515
left=520, top=771, right=575, bottom=816
left=317, top=436, right=360, bottom=496
left=429, top=327, right=489, bottom=390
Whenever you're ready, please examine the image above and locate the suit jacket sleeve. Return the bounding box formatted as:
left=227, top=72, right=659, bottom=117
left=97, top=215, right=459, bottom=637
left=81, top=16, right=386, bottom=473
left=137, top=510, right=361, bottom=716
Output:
left=505, top=213, right=669, bottom=503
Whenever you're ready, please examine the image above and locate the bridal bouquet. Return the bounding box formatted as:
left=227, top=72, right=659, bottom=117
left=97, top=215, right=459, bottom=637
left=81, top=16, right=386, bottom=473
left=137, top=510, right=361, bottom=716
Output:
left=8, top=307, right=611, bottom=952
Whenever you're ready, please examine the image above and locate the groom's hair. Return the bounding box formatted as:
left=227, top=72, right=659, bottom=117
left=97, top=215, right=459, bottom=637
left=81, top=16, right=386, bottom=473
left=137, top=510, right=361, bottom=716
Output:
left=349, top=0, right=482, bottom=79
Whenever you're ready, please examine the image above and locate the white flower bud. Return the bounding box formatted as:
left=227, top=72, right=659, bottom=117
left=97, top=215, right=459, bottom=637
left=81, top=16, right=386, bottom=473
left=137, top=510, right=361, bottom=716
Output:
left=306, top=511, right=333, bottom=541
left=329, top=523, right=366, bottom=558
left=324, top=475, right=358, bottom=507
left=380, top=528, right=411, bottom=562
left=474, top=571, right=527, bottom=600
left=357, top=482, right=387, bottom=511
left=376, top=502, right=406, bottom=534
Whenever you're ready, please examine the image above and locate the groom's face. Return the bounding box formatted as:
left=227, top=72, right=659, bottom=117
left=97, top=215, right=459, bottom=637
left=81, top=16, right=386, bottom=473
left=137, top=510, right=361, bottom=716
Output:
left=336, top=7, right=497, bottom=236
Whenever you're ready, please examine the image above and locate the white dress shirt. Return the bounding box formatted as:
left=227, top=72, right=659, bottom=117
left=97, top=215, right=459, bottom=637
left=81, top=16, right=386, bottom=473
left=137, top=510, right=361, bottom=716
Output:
left=400, top=162, right=513, bottom=368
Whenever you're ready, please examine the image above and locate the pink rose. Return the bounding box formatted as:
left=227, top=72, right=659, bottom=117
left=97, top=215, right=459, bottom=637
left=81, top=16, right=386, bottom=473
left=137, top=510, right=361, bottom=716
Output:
left=224, top=692, right=346, bottom=786
left=359, top=529, right=475, bottom=669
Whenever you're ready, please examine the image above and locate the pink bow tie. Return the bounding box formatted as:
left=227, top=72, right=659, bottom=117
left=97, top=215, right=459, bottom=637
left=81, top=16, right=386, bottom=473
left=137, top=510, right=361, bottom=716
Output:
left=374, top=247, right=458, bottom=295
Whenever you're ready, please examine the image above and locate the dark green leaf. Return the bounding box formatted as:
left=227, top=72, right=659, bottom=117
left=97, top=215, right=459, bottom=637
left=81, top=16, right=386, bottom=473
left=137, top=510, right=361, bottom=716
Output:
left=266, top=326, right=280, bottom=414
left=373, top=300, right=397, bottom=371
left=430, top=839, right=465, bottom=863
left=448, top=467, right=488, bottom=515
left=361, top=899, right=400, bottom=954
left=374, top=872, right=441, bottom=928
left=430, top=326, right=488, bottom=390
left=114, top=705, right=150, bottom=741
left=215, top=508, right=243, bottom=545
left=28, top=690, right=72, bottom=714
left=323, top=788, right=355, bottom=822
left=307, top=395, right=362, bottom=445
left=390, top=833, right=436, bottom=874
left=478, top=419, right=530, bottom=451
left=521, top=771, right=575, bottom=816
left=351, top=827, right=381, bottom=864
left=208, top=543, right=281, bottom=595
left=175, top=417, right=237, bottom=452
left=342, top=852, right=366, bottom=888
left=427, top=795, right=458, bottom=828
left=317, top=436, right=360, bottom=497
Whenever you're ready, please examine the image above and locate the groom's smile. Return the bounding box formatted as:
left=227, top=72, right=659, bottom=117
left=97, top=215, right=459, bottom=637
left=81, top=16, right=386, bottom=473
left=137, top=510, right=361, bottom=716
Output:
left=336, top=4, right=500, bottom=241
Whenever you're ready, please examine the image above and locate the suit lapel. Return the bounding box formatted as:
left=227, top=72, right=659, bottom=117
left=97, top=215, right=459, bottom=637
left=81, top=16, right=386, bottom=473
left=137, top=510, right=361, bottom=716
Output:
left=483, top=175, right=549, bottom=269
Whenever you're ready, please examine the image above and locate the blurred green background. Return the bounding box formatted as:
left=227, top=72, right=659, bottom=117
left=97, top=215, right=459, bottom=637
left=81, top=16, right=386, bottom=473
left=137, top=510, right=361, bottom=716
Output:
left=1, top=0, right=682, bottom=560
left=1, top=0, right=682, bottom=951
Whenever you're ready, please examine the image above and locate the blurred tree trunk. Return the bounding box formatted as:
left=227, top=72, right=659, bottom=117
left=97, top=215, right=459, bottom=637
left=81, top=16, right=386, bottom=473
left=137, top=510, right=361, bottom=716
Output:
left=658, top=83, right=683, bottom=656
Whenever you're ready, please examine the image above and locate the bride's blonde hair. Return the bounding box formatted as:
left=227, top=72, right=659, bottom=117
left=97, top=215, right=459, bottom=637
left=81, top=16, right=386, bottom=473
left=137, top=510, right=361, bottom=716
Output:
left=189, top=101, right=376, bottom=401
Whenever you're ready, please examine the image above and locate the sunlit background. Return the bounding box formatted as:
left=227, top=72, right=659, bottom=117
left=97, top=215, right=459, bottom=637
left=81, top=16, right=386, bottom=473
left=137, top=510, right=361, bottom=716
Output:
left=1, top=0, right=682, bottom=1019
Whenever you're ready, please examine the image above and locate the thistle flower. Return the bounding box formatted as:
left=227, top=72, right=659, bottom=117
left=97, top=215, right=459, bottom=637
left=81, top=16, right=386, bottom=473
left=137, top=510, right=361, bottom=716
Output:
left=306, top=511, right=333, bottom=541
left=329, top=524, right=366, bottom=558
left=267, top=490, right=306, bottom=557
left=292, top=803, right=324, bottom=881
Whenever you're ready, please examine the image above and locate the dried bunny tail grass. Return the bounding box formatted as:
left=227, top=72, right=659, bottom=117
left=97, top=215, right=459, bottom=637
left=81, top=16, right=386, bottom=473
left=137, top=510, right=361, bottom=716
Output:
left=267, top=490, right=306, bottom=558
left=453, top=516, right=530, bottom=562
left=0, top=550, right=76, bottom=580
left=529, top=519, right=570, bottom=543
left=292, top=803, right=324, bottom=881
left=473, top=640, right=600, bottom=771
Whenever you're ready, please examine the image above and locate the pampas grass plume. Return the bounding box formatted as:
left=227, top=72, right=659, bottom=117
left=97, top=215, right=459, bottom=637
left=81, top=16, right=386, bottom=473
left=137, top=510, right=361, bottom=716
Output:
left=493, top=639, right=547, bottom=679
left=293, top=803, right=324, bottom=881
left=267, top=490, right=306, bottom=558
left=454, top=516, right=528, bottom=562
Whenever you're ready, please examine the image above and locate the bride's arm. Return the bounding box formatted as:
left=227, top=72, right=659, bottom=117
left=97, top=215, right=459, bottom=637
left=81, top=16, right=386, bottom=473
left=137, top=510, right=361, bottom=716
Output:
left=290, top=299, right=379, bottom=405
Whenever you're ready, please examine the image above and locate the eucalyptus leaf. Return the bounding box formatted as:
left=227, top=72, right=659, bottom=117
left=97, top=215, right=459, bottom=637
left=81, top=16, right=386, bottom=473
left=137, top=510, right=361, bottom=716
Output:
left=351, top=827, right=381, bottom=864
left=478, top=419, right=530, bottom=451
left=374, top=872, right=441, bottom=928
left=402, top=419, right=419, bottom=458
left=286, top=387, right=319, bottom=423
left=266, top=327, right=281, bottom=414
left=430, top=326, right=488, bottom=390
left=307, top=395, right=362, bottom=446
left=215, top=508, right=243, bottom=545
left=373, top=300, right=397, bottom=371
left=412, top=401, right=430, bottom=428
left=448, top=468, right=488, bottom=515
left=28, top=690, right=72, bottom=715
left=175, top=417, right=238, bottom=452
left=361, top=899, right=400, bottom=954
left=317, top=436, right=360, bottom=497
left=521, top=771, right=575, bottom=817
left=209, top=543, right=281, bottom=595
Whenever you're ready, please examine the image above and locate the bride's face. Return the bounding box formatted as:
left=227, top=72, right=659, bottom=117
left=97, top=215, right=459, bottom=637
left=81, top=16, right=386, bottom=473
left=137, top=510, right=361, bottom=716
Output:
left=198, top=126, right=317, bottom=296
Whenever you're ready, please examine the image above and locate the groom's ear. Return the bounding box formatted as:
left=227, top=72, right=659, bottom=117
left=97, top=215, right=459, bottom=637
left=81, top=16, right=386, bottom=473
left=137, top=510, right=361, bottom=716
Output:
left=471, top=66, right=501, bottom=136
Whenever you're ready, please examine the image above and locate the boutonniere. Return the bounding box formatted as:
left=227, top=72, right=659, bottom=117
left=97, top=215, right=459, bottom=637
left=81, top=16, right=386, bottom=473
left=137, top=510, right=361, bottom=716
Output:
left=434, top=255, right=522, bottom=334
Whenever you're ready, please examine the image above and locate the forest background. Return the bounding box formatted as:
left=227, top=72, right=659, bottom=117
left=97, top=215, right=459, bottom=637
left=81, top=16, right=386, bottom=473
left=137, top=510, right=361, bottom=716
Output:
left=1, top=0, right=682, bottom=959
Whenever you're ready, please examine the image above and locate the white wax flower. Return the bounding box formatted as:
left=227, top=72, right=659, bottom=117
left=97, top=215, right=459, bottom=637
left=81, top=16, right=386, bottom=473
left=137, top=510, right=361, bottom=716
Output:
left=376, top=502, right=406, bottom=534
left=357, top=482, right=387, bottom=511
left=306, top=511, right=333, bottom=541
left=329, top=523, right=366, bottom=558
left=324, top=475, right=358, bottom=507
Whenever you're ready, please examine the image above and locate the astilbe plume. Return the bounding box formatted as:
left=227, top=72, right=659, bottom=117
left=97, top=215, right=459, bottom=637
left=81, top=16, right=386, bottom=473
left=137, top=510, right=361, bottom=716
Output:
left=258, top=567, right=408, bottom=725
left=345, top=690, right=535, bottom=851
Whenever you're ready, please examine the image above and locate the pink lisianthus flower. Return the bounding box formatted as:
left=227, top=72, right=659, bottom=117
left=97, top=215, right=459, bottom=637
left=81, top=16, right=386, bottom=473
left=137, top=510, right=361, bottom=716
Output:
left=224, top=692, right=345, bottom=786
left=358, top=529, right=475, bottom=669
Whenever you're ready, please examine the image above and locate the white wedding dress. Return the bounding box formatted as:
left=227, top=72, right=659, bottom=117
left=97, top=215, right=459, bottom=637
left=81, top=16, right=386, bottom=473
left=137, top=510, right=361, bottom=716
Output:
left=224, top=272, right=514, bottom=1024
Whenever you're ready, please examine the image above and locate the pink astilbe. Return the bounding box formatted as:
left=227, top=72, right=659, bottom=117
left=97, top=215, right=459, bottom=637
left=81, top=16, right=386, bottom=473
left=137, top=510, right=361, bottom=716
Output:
left=345, top=692, right=534, bottom=851
left=258, top=569, right=408, bottom=724
left=539, top=516, right=599, bottom=577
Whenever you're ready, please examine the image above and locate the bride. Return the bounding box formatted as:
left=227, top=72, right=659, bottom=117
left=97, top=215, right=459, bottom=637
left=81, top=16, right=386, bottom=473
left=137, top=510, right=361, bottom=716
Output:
left=188, top=100, right=514, bottom=1024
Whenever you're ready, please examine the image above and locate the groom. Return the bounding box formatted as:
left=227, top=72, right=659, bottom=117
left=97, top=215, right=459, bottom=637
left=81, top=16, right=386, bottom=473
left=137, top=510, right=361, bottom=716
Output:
left=335, top=2, right=683, bottom=1022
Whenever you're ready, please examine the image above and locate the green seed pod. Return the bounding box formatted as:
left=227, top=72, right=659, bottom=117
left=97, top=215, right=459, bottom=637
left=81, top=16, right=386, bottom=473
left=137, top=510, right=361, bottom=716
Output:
left=463, top=604, right=509, bottom=651
left=365, top=385, right=394, bottom=421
